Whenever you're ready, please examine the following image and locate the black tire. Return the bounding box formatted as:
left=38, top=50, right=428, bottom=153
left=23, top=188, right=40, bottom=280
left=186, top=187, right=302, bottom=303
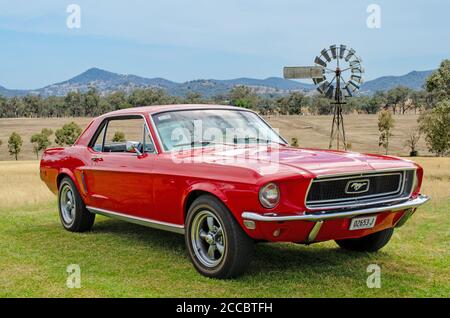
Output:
left=185, top=195, right=254, bottom=278
left=58, top=177, right=95, bottom=232
left=335, top=228, right=394, bottom=252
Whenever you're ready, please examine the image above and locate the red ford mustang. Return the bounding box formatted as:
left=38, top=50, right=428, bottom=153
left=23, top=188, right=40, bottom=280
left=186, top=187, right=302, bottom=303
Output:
left=40, top=104, right=429, bottom=278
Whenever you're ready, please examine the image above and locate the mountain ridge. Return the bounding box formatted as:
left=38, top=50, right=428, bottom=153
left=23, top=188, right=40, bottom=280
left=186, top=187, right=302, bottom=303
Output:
left=0, top=68, right=433, bottom=98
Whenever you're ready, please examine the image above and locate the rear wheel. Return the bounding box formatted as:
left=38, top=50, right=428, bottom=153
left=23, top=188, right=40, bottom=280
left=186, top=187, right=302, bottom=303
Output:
left=58, top=177, right=95, bottom=232
left=335, top=228, right=394, bottom=252
left=185, top=195, right=254, bottom=278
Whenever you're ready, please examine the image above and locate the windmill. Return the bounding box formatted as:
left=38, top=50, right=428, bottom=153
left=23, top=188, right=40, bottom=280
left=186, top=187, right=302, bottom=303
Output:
left=284, top=45, right=364, bottom=150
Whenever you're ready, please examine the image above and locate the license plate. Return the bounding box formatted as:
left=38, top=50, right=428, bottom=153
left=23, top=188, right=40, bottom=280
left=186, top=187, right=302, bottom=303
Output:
left=349, top=215, right=377, bottom=230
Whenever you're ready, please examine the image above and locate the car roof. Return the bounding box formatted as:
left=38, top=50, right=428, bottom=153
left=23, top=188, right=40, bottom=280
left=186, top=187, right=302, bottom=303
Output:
left=100, top=104, right=247, bottom=118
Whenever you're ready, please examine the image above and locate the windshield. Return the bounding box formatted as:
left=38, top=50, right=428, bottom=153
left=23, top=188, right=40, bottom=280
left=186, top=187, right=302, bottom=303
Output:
left=152, top=109, right=287, bottom=151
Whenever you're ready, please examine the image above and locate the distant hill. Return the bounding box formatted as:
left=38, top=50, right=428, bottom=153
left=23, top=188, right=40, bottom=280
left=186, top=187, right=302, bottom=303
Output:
left=0, top=67, right=434, bottom=98
left=36, top=68, right=179, bottom=97
left=0, top=85, right=28, bottom=97
left=360, top=70, right=433, bottom=94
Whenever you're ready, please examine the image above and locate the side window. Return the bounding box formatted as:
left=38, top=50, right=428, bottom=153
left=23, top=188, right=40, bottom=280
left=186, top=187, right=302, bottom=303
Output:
left=90, top=117, right=156, bottom=154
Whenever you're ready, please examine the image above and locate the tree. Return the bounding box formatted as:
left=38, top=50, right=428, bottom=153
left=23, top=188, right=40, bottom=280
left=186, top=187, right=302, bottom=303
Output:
left=83, top=87, right=101, bottom=116
left=64, top=91, right=84, bottom=117
left=418, top=99, right=450, bottom=156
left=276, top=92, right=307, bottom=115
left=185, top=92, right=203, bottom=104
left=112, top=131, right=126, bottom=142
left=107, top=91, right=131, bottom=110
left=7, top=97, right=26, bottom=118
left=386, top=86, right=412, bottom=114
left=378, top=110, right=395, bottom=154
left=363, top=91, right=386, bottom=114
left=8, top=132, right=23, bottom=160
left=291, top=137, right=299, bottom=148
left=256, top=98, right=276, bottom=115
left=55, top=122, right=82, bottom=146
left=404, top=129, right=421, bottom=157
left=310, top=96, right=332, bottom=115
left=22, top=95, right=43, bottom=117
left=229, top=86, right=259, bottom=109
left=425, top=59, right=450, bottom=105
left=128, top=88, right=174, bottom=107
left=30, top=128, right=53, bottom=159
left=409, top=90, right=426, bottom=114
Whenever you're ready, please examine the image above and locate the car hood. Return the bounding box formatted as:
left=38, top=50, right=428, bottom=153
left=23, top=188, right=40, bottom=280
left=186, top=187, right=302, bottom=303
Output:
left=170, top=145, right=416, bottom=178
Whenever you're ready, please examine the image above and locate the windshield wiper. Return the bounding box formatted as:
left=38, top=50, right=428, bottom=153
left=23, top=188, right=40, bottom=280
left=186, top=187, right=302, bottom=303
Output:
left=233, top=137, right=286, bottom=146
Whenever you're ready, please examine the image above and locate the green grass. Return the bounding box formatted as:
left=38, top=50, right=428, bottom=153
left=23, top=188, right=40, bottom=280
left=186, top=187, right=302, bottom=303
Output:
left=1, top=199, right=448, bottom=297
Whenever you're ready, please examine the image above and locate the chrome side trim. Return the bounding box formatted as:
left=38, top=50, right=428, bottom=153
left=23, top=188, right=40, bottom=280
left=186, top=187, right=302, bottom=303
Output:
left=242, top=194, right=430, bottom=222
left=86, top=206, right=185, bottom=234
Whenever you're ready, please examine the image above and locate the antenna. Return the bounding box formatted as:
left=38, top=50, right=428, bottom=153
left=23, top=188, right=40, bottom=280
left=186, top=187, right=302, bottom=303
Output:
left=283, top=45, right=364, bottom=150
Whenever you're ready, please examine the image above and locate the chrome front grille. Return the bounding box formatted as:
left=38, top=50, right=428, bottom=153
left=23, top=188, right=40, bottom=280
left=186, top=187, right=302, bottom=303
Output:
left=305, top=170, right=416, bottom=209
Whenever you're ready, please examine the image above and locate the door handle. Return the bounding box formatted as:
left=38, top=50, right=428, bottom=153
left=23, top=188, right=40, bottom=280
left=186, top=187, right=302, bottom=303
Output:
left=91, top=156, right=103, bottom=162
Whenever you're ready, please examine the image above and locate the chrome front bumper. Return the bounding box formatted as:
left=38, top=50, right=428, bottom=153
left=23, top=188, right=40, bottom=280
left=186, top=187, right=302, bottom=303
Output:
left=242, top=194, right=430, bottom=223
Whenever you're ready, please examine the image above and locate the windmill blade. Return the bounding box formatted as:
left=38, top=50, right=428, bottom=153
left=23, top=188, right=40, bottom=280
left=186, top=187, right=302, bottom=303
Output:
left=350, top=60, right=361, bottom=68
left=314, top=56, right=327, bottom=68
left=339, top=45, right=346, bottom=59
left=330, top=45, right=337, bottom=59
left=350, top=74, right=363, bottom=84
left=313, top=77, right=325, bottom=84
left=283, top=66, right=324, bottom=79
left=348, top=80, right=360, bottom=91
left=317, top=80, right=330, bottom=93
left=351, top=66, right=364, bottom=74
left=342, top=85, right=353, bottom=97
left=325, top=85, right=334, bottom=98
left=321, top=49, right=332, bottom=62
left=345, top=48, right=356, bottom=62
left=344, top=85, right=353, bottom=97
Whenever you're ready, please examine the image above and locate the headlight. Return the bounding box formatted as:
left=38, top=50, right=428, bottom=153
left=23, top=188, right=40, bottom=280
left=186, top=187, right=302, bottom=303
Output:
left=259, top=183, right=280, bottom=209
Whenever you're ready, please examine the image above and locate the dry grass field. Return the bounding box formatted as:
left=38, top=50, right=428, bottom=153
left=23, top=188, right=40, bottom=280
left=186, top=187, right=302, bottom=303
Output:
left=0, top=114, right=431, bottom=160
left=0, top=117, right=93, bottom=161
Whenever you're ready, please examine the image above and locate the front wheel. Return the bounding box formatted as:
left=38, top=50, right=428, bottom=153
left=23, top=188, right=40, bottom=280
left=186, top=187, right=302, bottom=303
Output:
left=185, top=195, right=254, bottom=278
left=335, top=228, right=394, bottom=252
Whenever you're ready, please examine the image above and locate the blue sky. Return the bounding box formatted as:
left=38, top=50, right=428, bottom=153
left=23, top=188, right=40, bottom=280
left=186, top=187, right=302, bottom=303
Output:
left=0, top=0, right=448, bottom=89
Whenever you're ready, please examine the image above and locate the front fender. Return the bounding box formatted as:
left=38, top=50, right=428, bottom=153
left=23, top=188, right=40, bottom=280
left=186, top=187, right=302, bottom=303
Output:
left=183, top=182, right=230, bottom=213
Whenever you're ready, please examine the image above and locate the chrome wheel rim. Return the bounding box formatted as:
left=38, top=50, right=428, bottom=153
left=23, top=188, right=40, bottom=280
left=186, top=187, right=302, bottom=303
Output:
left=60, top=184, right=75, bottom=225
left=191, top=210, right=226, bottom=268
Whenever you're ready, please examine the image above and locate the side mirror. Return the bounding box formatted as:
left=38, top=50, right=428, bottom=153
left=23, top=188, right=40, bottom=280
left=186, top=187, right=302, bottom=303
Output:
left=126, top=141, right=142, bottom=156
left=144, top=143, right=156, bottom=154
